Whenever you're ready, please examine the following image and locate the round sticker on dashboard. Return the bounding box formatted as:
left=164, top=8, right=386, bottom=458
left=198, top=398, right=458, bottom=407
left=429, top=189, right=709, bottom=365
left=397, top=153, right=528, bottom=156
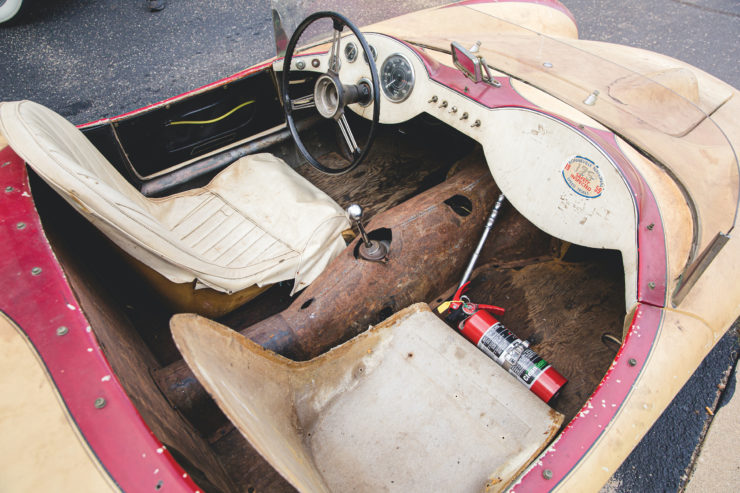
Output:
left=562, top=155, right=604, bottom=198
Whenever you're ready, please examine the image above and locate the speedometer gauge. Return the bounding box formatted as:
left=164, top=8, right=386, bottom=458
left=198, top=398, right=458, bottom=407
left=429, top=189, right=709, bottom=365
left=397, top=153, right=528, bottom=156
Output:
left=380, top=53, right=415, bottom=103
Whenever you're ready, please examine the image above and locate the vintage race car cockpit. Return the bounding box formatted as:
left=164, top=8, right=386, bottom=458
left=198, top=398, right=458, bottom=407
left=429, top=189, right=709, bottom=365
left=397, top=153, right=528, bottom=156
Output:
left=1, top=1, right=739, bottom=492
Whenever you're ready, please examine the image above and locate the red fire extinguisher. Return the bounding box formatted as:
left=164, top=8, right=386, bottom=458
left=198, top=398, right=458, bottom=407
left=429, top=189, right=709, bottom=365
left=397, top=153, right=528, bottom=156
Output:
left=442, top=284, right=567, bottom=403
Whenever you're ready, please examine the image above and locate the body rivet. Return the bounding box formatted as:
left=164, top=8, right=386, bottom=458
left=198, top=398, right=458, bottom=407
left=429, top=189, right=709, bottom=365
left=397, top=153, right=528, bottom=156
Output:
left=628, top=358, right=638, bottom=366
left=647, top=223, right=655, bottom=230
left=296, top=60, right=306, bottom=70
left=94, top=397, right=107, bottom=409
left=16, top=222, right=26, bottom=230
left=543, top=469, right=553, bottom=480
left=311, top=59, right=320, bottom=68
left=31, top=267, right=42, bottom=276
left=5, top=186, right=13, bottom=193
left=56, top=326, right=69, bottom=336
left=648, top=282, right=656, bottom=289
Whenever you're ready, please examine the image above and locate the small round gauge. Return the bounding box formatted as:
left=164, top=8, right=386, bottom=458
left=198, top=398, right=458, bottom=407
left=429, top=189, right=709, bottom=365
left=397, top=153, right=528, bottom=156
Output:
left=362, top=45, right=378, bottom=64
left=344, top=42, right=358, bottom=63
left=380, top=53, right=415, bottom=103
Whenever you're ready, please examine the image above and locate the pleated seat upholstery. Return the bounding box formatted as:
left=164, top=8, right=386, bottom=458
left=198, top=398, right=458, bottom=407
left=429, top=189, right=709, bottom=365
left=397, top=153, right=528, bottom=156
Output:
left=0, top=100, right=350, bottom=294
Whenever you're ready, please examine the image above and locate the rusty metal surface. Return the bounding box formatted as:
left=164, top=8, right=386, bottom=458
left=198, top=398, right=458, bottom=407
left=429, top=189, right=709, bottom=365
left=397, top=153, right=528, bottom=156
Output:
left=242, top=159, right=498, bottom=359
left=159, top=158, right=498, bottom=423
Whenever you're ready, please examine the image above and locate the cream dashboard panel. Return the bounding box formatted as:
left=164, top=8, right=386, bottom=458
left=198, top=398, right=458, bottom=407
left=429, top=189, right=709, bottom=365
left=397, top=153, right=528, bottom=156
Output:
left=275, top=33, right=639, bottom=307
left=273, top=33, right=428, bottom=124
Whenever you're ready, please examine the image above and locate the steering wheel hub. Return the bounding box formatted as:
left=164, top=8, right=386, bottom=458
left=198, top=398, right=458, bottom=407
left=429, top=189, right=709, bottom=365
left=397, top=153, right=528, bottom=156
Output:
left=314, top=73, right=343, bottom=120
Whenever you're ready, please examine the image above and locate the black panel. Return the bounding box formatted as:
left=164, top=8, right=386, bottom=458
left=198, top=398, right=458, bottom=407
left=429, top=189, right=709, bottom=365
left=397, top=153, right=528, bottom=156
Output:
left=81, top=123, right=143, bottom=187
left=114, top=70, right=284, bottom=178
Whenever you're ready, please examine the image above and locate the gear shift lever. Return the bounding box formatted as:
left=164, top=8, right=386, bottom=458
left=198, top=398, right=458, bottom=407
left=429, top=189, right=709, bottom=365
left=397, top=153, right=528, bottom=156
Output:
left=347, top=204, right=389, bottom=262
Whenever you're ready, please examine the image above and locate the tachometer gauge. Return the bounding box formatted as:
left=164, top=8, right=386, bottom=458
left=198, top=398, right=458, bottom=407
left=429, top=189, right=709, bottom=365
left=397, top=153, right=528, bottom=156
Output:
left=380, top=53, right=415, bottom=103
left=344, top=42, right=358, bottom=63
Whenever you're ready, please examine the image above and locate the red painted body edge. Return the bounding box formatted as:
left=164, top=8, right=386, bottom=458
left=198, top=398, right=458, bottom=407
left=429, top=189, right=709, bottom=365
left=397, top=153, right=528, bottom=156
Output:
left=79, top=59, right=277, bottom=129
left=78, top=48, right=330, bottom=129
left=449, top=0, right=577, bottom=26
left=511, top=305, right=665, bottom=491
left=0, top=146, right=202, bottom=492
left=401, top=42, right=669, bottom=490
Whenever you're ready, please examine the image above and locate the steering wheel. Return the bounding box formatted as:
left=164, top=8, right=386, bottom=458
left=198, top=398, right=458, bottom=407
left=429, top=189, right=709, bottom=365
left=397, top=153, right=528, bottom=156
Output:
left=281, top=12, right=380, bottom=175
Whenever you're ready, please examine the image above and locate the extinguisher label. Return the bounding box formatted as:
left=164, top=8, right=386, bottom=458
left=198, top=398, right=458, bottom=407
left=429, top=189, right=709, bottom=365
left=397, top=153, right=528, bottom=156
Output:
left=511, top=349, right=550, bottom=388
left=477, top=323, right=550, bottom=389
left=478, top=322, right=516, bottom=359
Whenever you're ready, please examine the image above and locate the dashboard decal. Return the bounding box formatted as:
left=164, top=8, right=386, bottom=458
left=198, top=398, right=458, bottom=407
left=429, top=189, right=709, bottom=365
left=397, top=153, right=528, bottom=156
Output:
left=562, top=155, right=604, bottom=198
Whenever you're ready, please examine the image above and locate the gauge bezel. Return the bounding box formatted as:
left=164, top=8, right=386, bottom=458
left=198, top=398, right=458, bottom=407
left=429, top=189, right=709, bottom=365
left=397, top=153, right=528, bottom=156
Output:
left=363, top=45, right=378, bottom=64
left=344, top=42, right=358, bottom=63
left=380, top=52, right=415, bottom=103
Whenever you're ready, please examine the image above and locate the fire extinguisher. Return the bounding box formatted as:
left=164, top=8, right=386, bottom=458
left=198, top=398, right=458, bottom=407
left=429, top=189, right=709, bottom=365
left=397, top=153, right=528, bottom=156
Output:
left=441, top=284, right=567, bottom=403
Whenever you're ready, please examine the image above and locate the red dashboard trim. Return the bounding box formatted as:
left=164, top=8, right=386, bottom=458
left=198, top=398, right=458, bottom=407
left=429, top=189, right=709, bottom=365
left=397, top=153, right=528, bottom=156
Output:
left=407, top=42, right=669, bottom=490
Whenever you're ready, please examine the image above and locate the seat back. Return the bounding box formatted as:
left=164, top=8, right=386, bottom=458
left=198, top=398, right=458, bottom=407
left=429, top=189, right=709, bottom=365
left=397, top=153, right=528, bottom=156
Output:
left=0, top=100, right=350, bottom=294
left=0, top=100, right=208, bottom=286
left=0, top=100, right=153, bottom=217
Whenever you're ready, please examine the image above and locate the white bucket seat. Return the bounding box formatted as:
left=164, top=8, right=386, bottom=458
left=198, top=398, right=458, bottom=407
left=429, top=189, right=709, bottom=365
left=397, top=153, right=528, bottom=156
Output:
left=171, top=303, right=563, bottom=492
left=0, top=100, right=350, bottom=295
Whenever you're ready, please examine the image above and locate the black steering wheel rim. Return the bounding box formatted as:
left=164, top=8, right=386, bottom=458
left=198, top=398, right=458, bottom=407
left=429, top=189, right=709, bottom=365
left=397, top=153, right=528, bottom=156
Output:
left=281, top=11, right=380, bottom=175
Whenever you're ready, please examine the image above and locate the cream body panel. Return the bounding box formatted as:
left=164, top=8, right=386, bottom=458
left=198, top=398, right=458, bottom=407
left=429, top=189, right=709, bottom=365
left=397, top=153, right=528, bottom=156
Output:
left=364, top=2, right=578, bottom=41
left=404, top=32, right=738, bottom=257
left=0, top=313, right=118, bottom=492
left=674, top=89, right=740, bottom=329
left=480, top=108, right=638, bottom=309
left=614, top=137, right=694, bottom=301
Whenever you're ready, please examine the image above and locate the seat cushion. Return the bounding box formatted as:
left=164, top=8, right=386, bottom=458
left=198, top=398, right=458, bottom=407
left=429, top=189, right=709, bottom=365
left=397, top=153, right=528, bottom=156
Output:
left=171, top=303, right=564, bottom=492
left=0, top=100, right=349, bottom=294
left=153, top=153, right=350, bottom=293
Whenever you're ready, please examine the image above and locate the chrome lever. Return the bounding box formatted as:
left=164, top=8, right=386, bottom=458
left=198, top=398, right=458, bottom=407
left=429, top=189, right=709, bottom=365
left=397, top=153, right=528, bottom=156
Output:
left=347, top=204, right=389, bottom=262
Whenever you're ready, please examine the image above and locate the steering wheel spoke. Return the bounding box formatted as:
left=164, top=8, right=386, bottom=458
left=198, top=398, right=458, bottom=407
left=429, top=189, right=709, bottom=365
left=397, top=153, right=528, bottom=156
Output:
left=291, top=93, right=316, bottom=111
left=282, top=11, right=380, bottom=175
left=337, top=114, right=360, bottom=157
left=328, top=27, right=342, bottom=73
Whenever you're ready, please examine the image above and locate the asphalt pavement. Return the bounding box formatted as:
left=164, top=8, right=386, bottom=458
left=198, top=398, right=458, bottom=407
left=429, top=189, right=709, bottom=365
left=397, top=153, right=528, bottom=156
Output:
left=1, top=1, right=739, bottom=491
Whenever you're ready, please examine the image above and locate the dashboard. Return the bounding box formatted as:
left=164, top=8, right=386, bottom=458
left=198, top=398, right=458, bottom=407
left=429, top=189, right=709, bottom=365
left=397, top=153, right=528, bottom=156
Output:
left=274, top=33, right=439, bottom=125
left=272, top=32, right=643, bottom=310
